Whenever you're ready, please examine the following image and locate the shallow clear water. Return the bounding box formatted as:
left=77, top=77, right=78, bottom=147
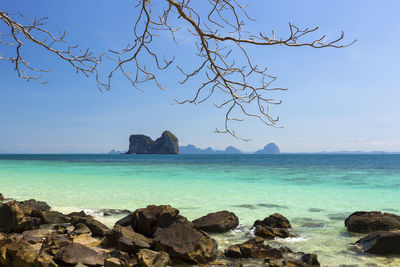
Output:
left=0, top=154, right=399, bottom=266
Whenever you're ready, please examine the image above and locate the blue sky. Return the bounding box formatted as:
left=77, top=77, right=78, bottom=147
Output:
left=1, top=0, right=399, bottom=153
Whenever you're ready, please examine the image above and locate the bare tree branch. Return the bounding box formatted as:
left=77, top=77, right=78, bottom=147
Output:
left=0, top=1, right=356, bottom=139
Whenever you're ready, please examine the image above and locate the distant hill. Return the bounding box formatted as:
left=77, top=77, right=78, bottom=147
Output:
left=255, top=143, right=280, bottom=154
left=180, top=145, right=242, bottom=154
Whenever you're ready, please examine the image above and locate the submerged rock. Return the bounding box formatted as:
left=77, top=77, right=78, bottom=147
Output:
left=345, top=211, right=400, bottom=233
left=126, top=131, right=179, bottom=154
left=355, top=231, right=400, bottom=255
left=153, top=222, right=218, bottom=264
left=192, top=211, right=239, bottom=233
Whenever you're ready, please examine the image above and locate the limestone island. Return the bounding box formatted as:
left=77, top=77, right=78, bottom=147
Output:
left=126, top=131, right=179, bottom=154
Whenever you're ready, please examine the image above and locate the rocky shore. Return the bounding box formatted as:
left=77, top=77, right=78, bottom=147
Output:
left=1, top=193, right=400, bottom=266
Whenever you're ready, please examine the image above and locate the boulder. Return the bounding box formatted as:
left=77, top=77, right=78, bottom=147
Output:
left=104, top=225, right=152, bottom=254
left=153, top=223, right=218, bottom=264
left=355, top=231, right=400, bottom=255
left=192, top=211, right=239, bottom=233
left=73, top=217, right=110, bottom=237
left=254, top=213, right=291, bottom=229
left=137, top=249, right=170, bottom=267
left=38, top=211, right=70, bottom=225
left=22, top=229, right=53, bottom=244
left=253, top=213, right=293, bottom=239
left=17, top=199, right=51, bottom=215
left=73, top=222, right=92, bottom=235
left=254, top=225, right=293, bottom=239
left=41, top=233, right=72, bottom=256
left=126, top=131, right=179, bottom=154
left=345, top=211, right=400, bottom=233
left=1, top=239, right=39, bottom=267
left=225, top=237, right=282, bottom=259
left=0, top=193, right=5, bottom=201
left=54, top=243, right=106, bottom=266
left=0, top=201, right=27, bottom=233
left=118, top=205, right=180, bottom=237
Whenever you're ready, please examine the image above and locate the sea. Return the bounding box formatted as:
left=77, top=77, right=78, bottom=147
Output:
left=0, top=154, right=399, bottom=266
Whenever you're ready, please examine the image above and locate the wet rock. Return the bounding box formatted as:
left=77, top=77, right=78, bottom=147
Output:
left=137, top=248, right=170, bottom=267
left=104, top=225, right=152, bottom=254
left=101, top=209, right=131, bottom=216
left=254, top=213, right=291, bottom=229
left=224, top=237, right=282, bottom=259
left=153, top=223, right=218, bottom=264
left=54, top=223, right=74, bottom=235
left=193, top=211, right=239, bottom=233
left=73, top=234, right=102, bottom=247
left=0, top=193, right=5, bottom=201
left=109, top=249, right=137, bottom=266
left=118, top=205, right=181, bottom=237
left=54, top=243, right=106, bottom=266
left=0, top=201, right=27, bottom=233
left=66, top=210, right=87, bottom=218
left=254, top=225, right=293, bottom=239
left=345, top=211, right=400, bottom=233
left=265, top=251, right=320, bottom=267
left=355, top=231, right=400, bottom=255
left=73, top=217, right=111, bottom=237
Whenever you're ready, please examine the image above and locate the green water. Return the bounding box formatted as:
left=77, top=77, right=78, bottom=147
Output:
left=0, top=154, right=399, bottom=266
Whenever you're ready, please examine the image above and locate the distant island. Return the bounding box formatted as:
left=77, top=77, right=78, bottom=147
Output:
left=179, top=143, right=280, bottom=154
left=126, top=130, right=179, bottom=154
left=255, top=143, right=280, bottom=154
left=180, top=145, right=242, bottom=154
left=108, top=149, right=125, bottom=154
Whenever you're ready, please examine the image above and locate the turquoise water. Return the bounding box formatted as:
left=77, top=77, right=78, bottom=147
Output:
left=1, top=154, right=400, bottom=266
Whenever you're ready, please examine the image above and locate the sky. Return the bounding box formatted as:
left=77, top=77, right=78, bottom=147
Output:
left=1, top=0, right=400, bottom=153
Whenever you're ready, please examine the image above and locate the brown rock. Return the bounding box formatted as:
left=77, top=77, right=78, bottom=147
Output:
left=104, top=257, right=123, bottom=267
left=39, top=211, right=70, bottom=225
left=137, top=249, right=170, bottom=267
left=73, top=217, right=110, bottom=237
left=0, top=201, right=27, bottom=233
left=34, top=252, right=57, bottom=267
left=74, top=223, right=92, bottom=235
left=193, top=211, right=239, bottom=233
left=254, top=225, right=293, bottom=239
left=104, top=225, right=152, bottom=255
left=254, top=213, right=291, bottom=229
left=23, top=229, right=53, bottom=244
left=55, top=243, right=106, bottom=266
left=345, top=211, right=400, bottom=233
left=73, top=234, right=102, bottom=247
left=355, top=231, right=400, bottom=255
left=0, top=193, right=5, bottom=201
left=154, top=223, right=218, bottom=264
